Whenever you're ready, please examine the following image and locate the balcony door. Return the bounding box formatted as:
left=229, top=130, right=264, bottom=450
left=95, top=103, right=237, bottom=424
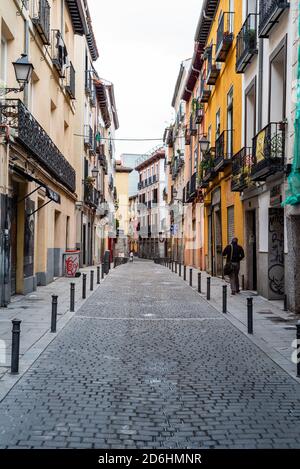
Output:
left=269, top=37, right=287, bottom=123
left=227, top=87, right=233, bottom=157
left=245, top=78, right=256, bottom=147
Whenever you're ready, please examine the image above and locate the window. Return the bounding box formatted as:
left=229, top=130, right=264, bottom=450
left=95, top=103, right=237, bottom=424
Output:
left=216, top=109, right=221, bottom=140
left=0, top=36, right=7, bottom=85
left=269, top=38, right=287, bottom=122
left=227, top=87, right=233, bottom=157
left=227, top=206, right=235, bottom=244
left=245, top=78, right=256, bottom=147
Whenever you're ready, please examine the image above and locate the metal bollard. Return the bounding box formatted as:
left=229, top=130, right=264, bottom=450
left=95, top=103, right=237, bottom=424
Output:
left=97, top=266, right=101, bottom=284
left=242, top=274, right=245, bottom=291
left=198, top=272, right=201, bottom=293
left=247, top=297, right=253, bottom=334
left=11, top=319, right=21, bottom=374
left=82, top=274, right=87, bottom=299
left=51, top=295, right=58, bottom=333
left=172, top=261, right=174, bottom=272
left=190, top=268, right=193, bottom=287
left=175, top=262, right=177, bottom=274
left=179, top=263, right=182, bottom=277
left=184, top=265, right=186, bottom=281
left=296, top=321, right=300, bottom=378
left=114, top=258, right=117, bottom=269
left=284, top=294, right=288, bottom=312
left=222, top=285, right=227, bottom=314
left=70, top=283, right=75, bottom=312
left=90, top=270, right=94, bottom=291
left=101, top=263, right=105, bottom=279
left=207, top=277, right=211, bottom=301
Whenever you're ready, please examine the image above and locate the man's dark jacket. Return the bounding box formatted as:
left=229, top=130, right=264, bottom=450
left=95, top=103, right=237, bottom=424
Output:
left=223, top=244, right=245, bottom=263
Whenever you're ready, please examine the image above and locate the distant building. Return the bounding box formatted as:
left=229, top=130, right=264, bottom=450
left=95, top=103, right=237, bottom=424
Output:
left=120, top=153, right=141, bottom=197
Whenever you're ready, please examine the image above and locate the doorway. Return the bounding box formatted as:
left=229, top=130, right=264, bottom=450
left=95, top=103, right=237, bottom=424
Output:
left=246, top=210, right=257, bottom=290
left=213, top=208, right=223, bottom=277
left=10, top=184, right=18, bottom=296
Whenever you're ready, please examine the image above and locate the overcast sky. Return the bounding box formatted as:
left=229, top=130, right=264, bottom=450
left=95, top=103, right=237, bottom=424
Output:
left=88, top=0, right=202, bottom=161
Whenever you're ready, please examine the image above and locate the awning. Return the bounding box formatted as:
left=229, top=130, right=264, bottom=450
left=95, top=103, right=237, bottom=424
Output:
left=10, top=164, right=61, bottom=205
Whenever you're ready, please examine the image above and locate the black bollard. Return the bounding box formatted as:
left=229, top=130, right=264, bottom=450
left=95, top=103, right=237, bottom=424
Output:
left=284, top=294, right=288, bottom=312
left=175, top=262, right=178, bottom=274
left=114, top=258, right=117, bottom=268
left=296, top=321, right=300, bottom=378
left=207, top=277, right=211, bottom=301
left=90, top=270, right=94, bottom=291
left=101, top=263, right=105, bottom=279
left=97, top=266, right=101, bottom=284
left=51, top=295, right=58, bottom=333
left=11, top=319, right=21, bottom=374
left=247, top=297, right=253, bottom=334
left=82, top=274, right=87, bottom=299
left=242, top=274, right=245, bottom=291
left=70, top=283, right=75, bottom=312
left=184, top=265, right=186, bottom=281
left=172, top=261, right=174, bottom=272
left=198, top=272, right=201, bottom=293
left=222, top=285, right=227, bottom=314
left=190, top=268, right=193, bottom=287
left=179, top=263, right=182, bottom=277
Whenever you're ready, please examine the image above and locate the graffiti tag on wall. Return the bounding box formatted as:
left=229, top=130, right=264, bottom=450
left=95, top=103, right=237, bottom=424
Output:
left=268, top=208, right=284, bottom=298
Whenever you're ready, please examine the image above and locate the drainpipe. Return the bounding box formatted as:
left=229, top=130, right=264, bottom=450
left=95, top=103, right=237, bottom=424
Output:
left=258, top=38, right=264, bottom=131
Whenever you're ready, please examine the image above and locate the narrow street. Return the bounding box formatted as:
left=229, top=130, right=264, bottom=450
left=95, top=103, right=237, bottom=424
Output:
left=0, top=260, right=299, bottom=449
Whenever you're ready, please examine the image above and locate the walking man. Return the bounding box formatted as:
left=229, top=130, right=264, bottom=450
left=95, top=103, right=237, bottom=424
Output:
left=223, top=238, right=245, bottom=295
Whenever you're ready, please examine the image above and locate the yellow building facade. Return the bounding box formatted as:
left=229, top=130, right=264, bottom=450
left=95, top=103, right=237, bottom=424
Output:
left=200, top=0, right=244, bottom=276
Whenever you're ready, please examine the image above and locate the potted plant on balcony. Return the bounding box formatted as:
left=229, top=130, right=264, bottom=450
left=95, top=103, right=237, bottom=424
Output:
left=84, top=176, right=95, bottom=187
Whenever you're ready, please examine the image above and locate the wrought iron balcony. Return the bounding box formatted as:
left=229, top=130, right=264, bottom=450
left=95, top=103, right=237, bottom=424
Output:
left=258, top=0, right=290, bottom=38
left=189, top=113, right=197, bottom=136
left=138, top=182, right=143, bottom=190
left=147, top=201, right=152, bottom=210
left=0, top=99, right=75, bottom=192
left=200, top=75, right=211, bottom=103
left=206, top=46, right=221, bottom=85
left=236, top=14, right=258, bottom=73
left=186, top=172, right=197, bottom=202
left=84, top=185, right=100, bottom=208
left=31, top=0, right=51, bottom=45
left=201, top=148, right=216, bottom=184
left=85, top=70, right=93, bottom=95
left=195, top=106, right=204, bottom=124
left=185, top=127, right=191, bottom=145
left=65, top=61, right=75, bottom=99
left=216, top=12, right=234, bottom=62
left=84, top=125, right=93, bottom=149
left=51, top=30, right=68, bottom=78
left=231, top=147, right=254, bottom=192
left=153, top=174, right=157, bottom=183
left=214, top=130, right=234, bottom=172
left=251, top=122, right=285, bottom=181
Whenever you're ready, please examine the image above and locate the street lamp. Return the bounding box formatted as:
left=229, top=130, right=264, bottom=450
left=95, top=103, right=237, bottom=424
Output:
left=199, top=135, right=210, bottom=154
left=91, top=166, right=99, bottom=179
left=1, top=54, right=34, bottom=95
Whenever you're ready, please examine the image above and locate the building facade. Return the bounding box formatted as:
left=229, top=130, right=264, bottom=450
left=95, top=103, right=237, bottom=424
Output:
left=232, top=0, right=292, bottom=302
left=114, top=161, right=132, bottom=257
left=135, top=148, right=167, bottom=259
left=0, top=0, right=119, bottom=306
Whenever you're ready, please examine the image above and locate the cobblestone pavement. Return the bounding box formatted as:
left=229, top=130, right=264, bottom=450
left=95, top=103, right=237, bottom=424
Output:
left=0, top=259, right=300, bottom=449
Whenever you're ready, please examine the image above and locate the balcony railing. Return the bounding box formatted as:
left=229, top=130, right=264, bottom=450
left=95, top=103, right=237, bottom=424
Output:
left=84, top=186, right=100, bottom=208
left=258, top=0, right=290, bottom=38
left=201, top=148, right=216, bottom=184
left=85, top=70, right=93, bottom=95
left=216, top=12, right=234, bottom=62
left=251, top=122, right=285, bottom=181
left=0, top=99, right=75, bottom=192
left=51, top=30, right=68, bottom=78
left=236, top=14, right=258, bottom=73
left=214, top=130, right=234, bottom=172
left=206, top=46, right=221, bottom=85
left=31, top=0, right=51, bottom=45
left=186, top=172, right=197, bottom=202
left=84, top=125, right=93, bottom=149
left=190, top=113, right=197, bottom=136
left=65, top=61, right=75, bottom=99
left=231, top=147, right=254, bottom=192
left=200, top=75, right=211, bottom=103
left=195, top=106, right=204, bottom=124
